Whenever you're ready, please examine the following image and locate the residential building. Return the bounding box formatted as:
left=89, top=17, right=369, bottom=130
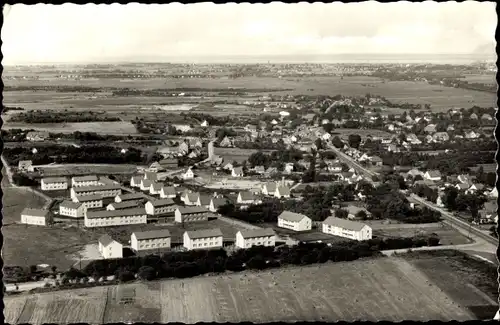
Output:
left=159, top=158, right=179, bottom=169
left=481, top=113, right=493, bottom=121
left=41, top=177, right=68, bottom=191
left=181, top=192, right=200, bottom=206
left=274, top=186, right=291, bottom=199
left=115, top=192, right=147, bottom=203
left=284, top=163, right=294, bottom=174
left=262, top=182, right=277, bottom=196
left=175, top=206, right=210, bottom=223
left=130, top=175, right=143, bottom=188
left=159, top=186, right=177, bottom=199
left=219, top=136, right=233, bottom=147
left=465, top=130, right=480, bottom=139
left=423, top=170, right=442, bottom=182
left=277, top=211, right=312, bottom=232
left=232, top=167, right=244, bottom=177
left=149, top=182, right=164, bottom=195
left=59, top=200, right=86, bottom=218
left=235, top=228, right=276, bottom=249
left=345, top=206, right=370, bottom=220
left=145, top=198, right=176, bottom=216
left=479, top=201, right=498, bottom=223
left=370, top=156, right=383, bottom=166
left=322, top=216, right=372, bottom=241
left=107, top=200, right=141, bottom=211
left=140, top=179, right=153, bottom=191
left=327, top=162, right=342, bottom=173
left=237, top=191, right=259, bottom=205
left=467, top=183, right=485, bottom=194
left=183, top=167, right=195, bottom=180
left=196, top=194, right=212, bottom=208
left=423, top=124, right=437, bottom=133
left=253, top=166, right=266, bottom=174
left=144, top=172, right=158, bottom=181
left=183, top=228, right=223, bottom=250
left=21, top=208, right=50, bottom=226
left=18, top=160, right=34, bottom=172
left=98, top=235, right=123, bottom=259
left=148, top=162, right=164, bottom=173
left=71, top=175, right=99, bottom=188
left=70, top=183, right=121, bottom=200
left=457, top=174, right=472, bottom=185
left=74, top=194, right=104, bottom=209
left=84, top=208, right=147, bottom=228
left=209, top=197, right=229, bottom=212
left=131, top=229, right=171, bottom=251
left=432, top=132, right=450, bottom=142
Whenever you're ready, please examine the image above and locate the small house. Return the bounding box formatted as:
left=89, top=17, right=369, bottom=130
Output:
left=322, top=216, right=372, bottom=241
left=175, top=206, right=209, bottom=223
left=145, top=198, right=176, bottom=216
left=131, top=229, right=171, bottom=251
left=21, top=208, right=50, bottom=226
left=183, top=228, right=223, bottom=250
left=59, top=200, right=86, bottom=218
left=235, top=228, right=276, bottom=249
left=98, top=234, right=123, bottom=259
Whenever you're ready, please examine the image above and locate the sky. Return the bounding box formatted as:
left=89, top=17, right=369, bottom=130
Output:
left=2, top=1, right=497, bottom=64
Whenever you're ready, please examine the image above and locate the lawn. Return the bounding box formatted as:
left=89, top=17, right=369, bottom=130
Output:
left=4, top=257, right=477, bottom=323
left=3, top=121, right=139, bottom=135
left=373, top=224, right=473, bottom=246
left=36, top=164, right=138, bottom=177
left=400, top=250, right=499, bottom=320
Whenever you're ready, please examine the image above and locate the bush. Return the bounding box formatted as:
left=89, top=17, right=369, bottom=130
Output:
left=116, top=269, right=135, bottom=283
left=138, top=266, right=157, bottom=281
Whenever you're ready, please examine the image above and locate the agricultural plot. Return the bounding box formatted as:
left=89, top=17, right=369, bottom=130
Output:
left=3, top=296, right=28, bottom=324
left=4, top=257, right=480, bottom=323
left=4, top=121, right=138, bottom=135
left=373, top=225, right=473, bottom=246
left=37, top=164, right=138, bottom=177
left=461, top=74, right=497, bottom=85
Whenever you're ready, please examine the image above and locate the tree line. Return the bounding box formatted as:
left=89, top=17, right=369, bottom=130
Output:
left=10, top=110, right=120, bottom=124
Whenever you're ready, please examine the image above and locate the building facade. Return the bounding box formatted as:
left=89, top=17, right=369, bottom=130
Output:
left=131, top=229, right=171, bottom=251
left=59, top=200, right=86, bottom=218
left=322, top=216, right=372, bottom=241
left=235, top=228, right=276, bottom=249
left=175, top=206, right=209, bottom=223
left=145, top=199, right=176, bottom=216
left=71, top=175, right=99, bottom=188
left=71, top=184, right=121, bottom=200
left=98, top=235, right=123, bottom=259
left=41, top=177, right=68, bottom=191
left=84, top=208, right=147, bottom=228
left=277, top=211, right=312, bottom=231
left=21, top=208, right=50, bottom=226
left=183, top=228, right=223, bottom=250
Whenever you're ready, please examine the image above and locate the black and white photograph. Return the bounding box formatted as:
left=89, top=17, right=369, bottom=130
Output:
left=1, top=2, right=498, bottom=323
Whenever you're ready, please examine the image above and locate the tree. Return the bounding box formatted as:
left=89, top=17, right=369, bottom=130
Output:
left=323, top=123, right=334, bottom=133
left=348, top=134, right=362, bottom=149
left=442, top=187, right=459, bottom=210
left=335, top=209, right=348, bottom=219
left=332, top=136, right=344, bottom=149
left=355, top=210, right=368, bottom=220
left=117, top=269, right=136, bottom=282
left=315, top=138, right=324, bottom=150
left=138, top=266, right=157, bottom=281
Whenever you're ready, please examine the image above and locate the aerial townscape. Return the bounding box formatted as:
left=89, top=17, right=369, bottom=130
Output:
left=2, top=2, right=498, bottom=324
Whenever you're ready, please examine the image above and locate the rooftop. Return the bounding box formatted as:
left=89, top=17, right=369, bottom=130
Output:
left=133, top=229, right=171, bottom=240
left=323, top=216, right=369, bottom=231
left=185, top=228, right=223, bottom=239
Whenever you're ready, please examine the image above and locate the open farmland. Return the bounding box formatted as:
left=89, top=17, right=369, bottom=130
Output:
left=373, top=224, right=473, bottom=246
left=5, top=257, right=479, bottom=324
left=3, top=121, right=139, bottom=135
left=35, top=164, right=138, bottom=177
left=3, top=76, right=496, bottom=112
left=461, top=74, right=497, bottom=85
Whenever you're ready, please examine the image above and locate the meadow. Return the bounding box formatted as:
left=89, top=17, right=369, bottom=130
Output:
left=5, top=255, right=485, bottom=324
left=4, top=76, right=496, bottom=111
left=3, top=121, right=139, bottom=135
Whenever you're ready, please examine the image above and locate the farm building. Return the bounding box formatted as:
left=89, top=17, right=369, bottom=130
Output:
left=196, top=194, right=213, bottom=208
left=20, top=208, right=50, bottom=226
left=74, top=194, right=104, bottom=209
left=423, top=170, right=442, bottom=182
left=175, top=206, right=210, bottom=223
left=277, top=211, right=312, bottom=232
left=18, top=160, right=34, bottom=172
left=149, top=182, right=164, bottom=195
left=98, top=234, right=123, bottom=259
left=71, top=175, right=99, bottom=188
left=209, top=197, right=230, bottom=212
left=181, top=192, right=200, bottom=206
left=26, top=131, right=48, bottom=142
left=41, top=177, right=68, bottom=191
left=183, top=167, right=195, bottom=180
left=235, top=228, right=276, bottom=249
left=183, top=228, right=223, bottom=251
left=131, top=229, right=171, bottom=251
left=107, top=200, right=141, bottom=211
left=262, top=182, right=277, bottom=196
left=71, top=183, right=121, bottom=200
left=231, top=167, right=244, bottom=177
left=84, top=208, right=147, bottom=228
left=59, top=200, right=86, bottom=218
left=130, top=175, right=143, bottom=188
left=159, top=186, right=177, bottom=199
left=115, top=192, right=147, bottom=203
left=322, top=216, right=372, bottom=241
left=236, top=191, right=259, bottom=205
left=145, top=198, right=176, bottom=216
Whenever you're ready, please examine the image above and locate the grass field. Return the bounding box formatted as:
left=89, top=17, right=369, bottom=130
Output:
left=373, top=224, right=472, bottom=246
left=3, top=121, right=139, bottom=135
left=36, top=164, right=138, bottom=177
left=461, top=74, right=497, bottom=85
left=4, top=256, right=481, bottom=323
left=4, top=76, right=496, bottom=111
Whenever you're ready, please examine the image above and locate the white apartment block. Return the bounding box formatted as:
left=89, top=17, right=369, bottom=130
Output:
left=59, top=200, right=86, bottom=218
left=98, top=234, right=123, bottom=259
left=71, top=175, right=99, bottom=188
left=235, top=228, right=276, bottom=249
left=183, top=228, right=223, bottom=251
left=115, top=192, right=147, bottom=203
left=131, top=229, right=171, bottom=251
left=74, top=194, right=104, bottom=209
left=41, top=177, right=68, bottom=191
left=71, top=184, right=121, bottom=200
left=145, top=199, right=176, bottom=216
left=21, top=208, right=50, bottom=226
left=277, top=211, right=312, bottom=232
left=322, top=216, right=372, bottom=241
left=84, top=208, right=147, bottom=228
left=174, top=206, right=209, bottom=223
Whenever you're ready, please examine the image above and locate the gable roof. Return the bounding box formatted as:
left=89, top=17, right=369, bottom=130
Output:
left=176, top=206, right=209, bottom=214
left=133, top=229, right=171, bottom=240
left=238, top=228, right=275, bottom=239
left=263, top=182, right=277, bottom=193
left=98, top=234, right=115, bottom=246
left=117, top=192, right=147, bottom=201
left=72, top=175, right=99, bottom=182
left=198, top=194, right=212, bottom=205
left=161, top=186, right=177, bottom=196
left=42, top=177, right=68, bottom=183
left=232, top=167, right=244, bottom=174
left=238, top=191, right=255, bottom=201
left=21, top=208, right=50, bottom=218
left=276, top=186, right=291, bottom=196
left=141, top=179, right=152, bottom=188
left=144, top=172, right=158, bottom=181
left=76, top=194, right=104, bottom=202
left=73, top=183, right=120, bottom=192
left=150, top=182, right=164, bottom=191
left=184, top=192, right=200, bottom=202
left=185, top=228, right=223, bottom=239
left=211, top=197, right=229, bottom=208
left=149, top=198, right=175, bottom=207
left=60, top=200, right=83, bottom=210
left=323, top=216, right=368, bottom=231
left=86, top=208, right=146, bottom=219
left=425, top=170, right=442, bottom=178
left=109, top=200, right=141, bottom=210
left=278, top=211, right=309, bottom=222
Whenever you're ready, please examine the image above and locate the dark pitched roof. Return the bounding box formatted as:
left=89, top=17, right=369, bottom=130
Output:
left=149, top=198, right=175, bottom=207
left=109, top=201, right=141, bottom=210
left=42, top=177, right=68, bottom=183
left=86, top=208, right=146, bottom=219
left=72, top=175, right=98, bottom=182
left=76, top=194, right=104, bottom=202
left=185, top=228, right=223, bottom=239
left=73, top=183, right=120, bottom=192
left=278, top=211, right=309, bottom=222
left=21, top=208, right=50, bottom=218
left=133, top=229, right=171, bottom=240
left=60, top=200, right=83, bottom=210
left=323, top=216, right=369, bottom=231
left=238, top=228, right=275, bottom=239
left=117, top=192, right=147, bottom=201
left=238, top=191, right=255, bottom=201
left=98, top=234, right=115, bottom=246
left=161, top=186, right=177, bottom=196
left=176, top=206, right=209, bottom=214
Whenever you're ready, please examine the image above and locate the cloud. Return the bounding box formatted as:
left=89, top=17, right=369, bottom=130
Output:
left=2, top=2, right=496, bottom=64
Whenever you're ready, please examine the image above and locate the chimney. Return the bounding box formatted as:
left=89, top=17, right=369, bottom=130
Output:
left=282, top=176, right=285, bottom=187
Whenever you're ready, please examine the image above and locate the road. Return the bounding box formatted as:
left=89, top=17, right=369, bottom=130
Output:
left=327, top=144, right=497, bottom=252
